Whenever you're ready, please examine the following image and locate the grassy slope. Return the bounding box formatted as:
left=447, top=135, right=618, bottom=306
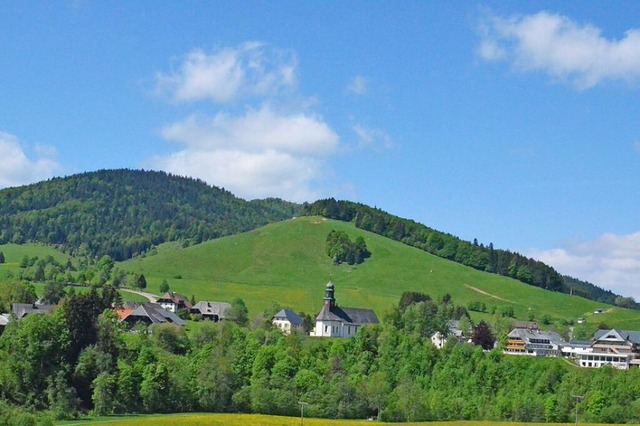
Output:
left=0, top=244, right=148, bottom=303
left=0, top=244, right=69, bottom=271
left=118, top=217, right=640, bottom=329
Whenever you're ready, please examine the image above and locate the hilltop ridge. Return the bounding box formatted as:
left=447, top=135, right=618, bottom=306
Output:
left=0, top=169, right=300, bottom=260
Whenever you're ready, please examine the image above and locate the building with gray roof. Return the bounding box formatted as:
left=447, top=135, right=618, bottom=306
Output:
left=504, top=327, right=566, bottom=357
left=273, top=309, right=303, bottom=335
left=190, top=301, right=231, bottom=322
left=311, top=281, right=379, bottom=338
left=11, top=303, right=55, bottom=319
left=121, top=303, right=185, bottom=327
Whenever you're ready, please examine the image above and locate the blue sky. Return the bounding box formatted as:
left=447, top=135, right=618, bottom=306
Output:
left=1, top=2, right=640, bottom=298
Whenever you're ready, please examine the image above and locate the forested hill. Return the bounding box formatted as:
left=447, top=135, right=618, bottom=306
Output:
left=303, top=198, right=627, bottom=307
left=0, top=169, right=301, bottom=260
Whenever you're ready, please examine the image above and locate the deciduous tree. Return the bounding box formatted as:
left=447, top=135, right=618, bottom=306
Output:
left=470, top=320, right=494, bottom=350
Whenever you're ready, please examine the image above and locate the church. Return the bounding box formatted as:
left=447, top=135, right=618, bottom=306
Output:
left=311, top=281, right=379, bottom=338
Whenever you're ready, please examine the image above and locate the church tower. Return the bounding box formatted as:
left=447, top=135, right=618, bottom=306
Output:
left=323, top=281, right=335, bottom=309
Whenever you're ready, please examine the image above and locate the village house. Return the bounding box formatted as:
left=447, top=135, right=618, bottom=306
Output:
left=503, top=327, right=566, bottom=357
left=190, top=301, right=231, bottom=322
left=576, top=329, right=640, bottom=369
left=561, top=340, right=593, bottom=359
left=117, top=302, right=185, bottom=327
left=156, top=292, right=191, bottom=313
left=272, top=309, right=303, bottom=335
left=0, top=313, right=10, bottom=335
left=310, top=281, right=379, bottom=338
left=430, top=320, right=468, bottom=349
left=11, top=303, right=55, bottom=319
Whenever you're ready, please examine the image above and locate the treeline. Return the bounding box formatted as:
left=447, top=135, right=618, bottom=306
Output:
left=0, top=292, right=638, bottom=424
left=0, top=169, right=301, bottom=261
left=303, top=199, right=625, bottom=306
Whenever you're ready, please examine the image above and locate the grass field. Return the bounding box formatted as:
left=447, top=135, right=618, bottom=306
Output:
left=56, top=413, right=622, bottom=426
left=116, top=217, right=640, bottom=329
left=0, top=243, right=72, bottom=279
left=3, top=217, right=640, bottom=330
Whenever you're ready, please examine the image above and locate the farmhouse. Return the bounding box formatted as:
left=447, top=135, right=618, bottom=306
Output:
left=11, top=303, right=55, bottom=319
left=190, top=301, right=231, bottom=322
left=272, top=309, right=303, bottom=335
left=119, top=302, right=185, bottom=327
left=157, top=292, right=191, bottom=313
left=310, top=281, right=379, bottom=338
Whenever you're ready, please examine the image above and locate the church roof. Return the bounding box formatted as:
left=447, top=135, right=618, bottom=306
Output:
left=316, top=304, right=378, bottom=325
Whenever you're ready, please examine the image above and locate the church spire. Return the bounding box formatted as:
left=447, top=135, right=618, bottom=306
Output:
left=323, top=281, right=335, bottom=308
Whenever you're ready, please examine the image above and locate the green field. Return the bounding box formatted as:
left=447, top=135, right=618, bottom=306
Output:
left=0, top=243, right=148, bottom=304
left=116, top=216, right=640, bottom=329
left=57, top=413, right=621, bottom=426
left=2, top=216, right=639, bottom=329
left=0, top=243, right=72, bottom=277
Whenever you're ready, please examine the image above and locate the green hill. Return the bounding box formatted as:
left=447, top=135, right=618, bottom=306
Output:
left=118, top=216, right=640, bottom=330
left=0, top=169, right=300, bottom=260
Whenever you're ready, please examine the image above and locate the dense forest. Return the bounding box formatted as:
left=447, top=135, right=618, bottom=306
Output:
left=0, top=288, right=638, bottom=425
left=303, top=199, right=628, bottom=308
left=0, top=169, right=301, bottom=261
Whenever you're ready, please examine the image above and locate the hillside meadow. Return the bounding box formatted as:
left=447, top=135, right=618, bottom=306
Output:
left=56, top=413, right=622, bottom=426
left=0, top=244, right=147, bottom=303
left=2, top=216, right=640, bottom=330
left=117, top=216, right=640, bottom=329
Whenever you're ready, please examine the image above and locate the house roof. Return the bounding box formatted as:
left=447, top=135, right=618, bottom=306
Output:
left=0, top=314, right=10, bottom=326
left=512, top=321, right=539, bottom=330
left=191, top=301, right=231, bottom=317
left=594, top=329, right=640, bottom=344
left=125, top=303, right=185, bottom=326
left=11, top=303, right=55, bottom=319
left=115, top=307, right=135, bottom=321
left=157, top=292, right=192, bottom=309
left=507, top=328, right=566, bottom=346
left=273, top=309, right=303, bottom=325
left=316, top=305, right=378, bottom=325
left=446, top=320, right=466, bottom=337
left=567, top=340, right=592, bottom=347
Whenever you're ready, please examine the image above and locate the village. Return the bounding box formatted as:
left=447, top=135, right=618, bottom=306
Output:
left=3, top=280, right=640, bottom=371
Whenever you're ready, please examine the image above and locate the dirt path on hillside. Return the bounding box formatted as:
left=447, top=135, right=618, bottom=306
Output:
left=120, top=288, right=158, bottom=302
left=464, top=284, right=517, bottom=304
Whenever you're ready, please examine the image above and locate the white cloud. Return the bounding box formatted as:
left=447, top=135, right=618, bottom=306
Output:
left=479, top=11, right=640, bottom=89
left=524, top=232, right=640, bottom=300
left=0, top=132, right=62, bottom=189
left=352, top=124, right=393, bottom=150
left=150, top=105, right=338, bottom=201
left=151, top=42, right=352, bottom=201
left=347, top=75, right=368, bottom=95
left=156, top=42, right=297, bottom=103
left=161, top=106, right=338, bottom=156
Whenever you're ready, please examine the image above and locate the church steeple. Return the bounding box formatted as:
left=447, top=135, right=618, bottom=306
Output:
left=323, top=281, right=335, bottom=309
